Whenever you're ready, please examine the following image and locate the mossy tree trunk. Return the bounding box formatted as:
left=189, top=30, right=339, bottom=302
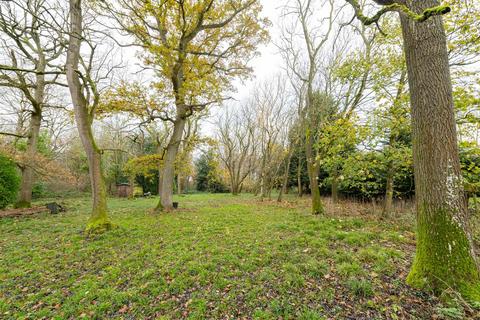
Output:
left=15, top=51, right=47, bottom=208
left=16, top=108, right=41, bottom=208
left=297, top=157, right=303, bottom=197
left=400, top=0, right=480, bottom=300
left=66, top=0, right=111, bottom=234
left=156, top=117, right=186, bottom=211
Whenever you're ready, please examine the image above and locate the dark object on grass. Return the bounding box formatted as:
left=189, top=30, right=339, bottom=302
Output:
left=173, top=202, right=179, bottom=209
left=46, top=202, right=66, bottom=214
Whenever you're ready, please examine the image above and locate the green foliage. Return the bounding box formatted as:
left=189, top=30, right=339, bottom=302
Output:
left=435, top=306, right=464, bottom=319
left=340, top=150, right=413, bottom=199
left=15, top=130, right=52, bottom=158
left=317, top=116, right=364, bottom=189
left=32, top=182, right=47, bottom=199
left=0, top=153, right=20, bottom=209
left=459, top=142, right=480, bottom=195
left=105, top=0, right=269, bottom=110
left=195, top=149, right=227, bottom=193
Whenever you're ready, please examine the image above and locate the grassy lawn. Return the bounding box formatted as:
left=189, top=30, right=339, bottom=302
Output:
left=0, top=193, right=460, bottom=319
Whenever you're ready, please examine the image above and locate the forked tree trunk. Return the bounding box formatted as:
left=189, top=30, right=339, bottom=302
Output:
left=231, top=179, right=239, bottom=196
left=156, top=118, right=186, bottom=211
left=66, top=0, right=111, bottom=233
left=16, top=53, right=46, bottom=208
left=16, top=109, right=41, bottom=208
left=400, top=0, right=480, bottom=299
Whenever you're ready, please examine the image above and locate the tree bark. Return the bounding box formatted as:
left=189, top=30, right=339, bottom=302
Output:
left=177, top=174, right=182, bottom=195
left=156, top=118, right=186, bottom=211
left=231, top=180, right=239, bottom=195
left=400, top=0, right=480, bottom=299
left=16, top=109, right=41, bottom=208
left=15, top=49, right=47, bottom=208
left=158, top=166, right=163, bottom=196
left=278, top=153, right=292, bottom=202
left=66, top=0, right=111, bottom=233
left=297, top=157, right=303, bottom=197
left=306, top=129, right=324, bottom=214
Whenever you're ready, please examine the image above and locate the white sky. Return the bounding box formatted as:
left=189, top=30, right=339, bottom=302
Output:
left=231, top=1, right=284, bottom=100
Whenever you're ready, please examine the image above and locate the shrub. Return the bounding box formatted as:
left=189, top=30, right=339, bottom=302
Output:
left=0, top=154, right=20, bottom=209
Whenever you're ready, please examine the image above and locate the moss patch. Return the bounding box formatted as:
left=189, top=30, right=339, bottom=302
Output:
left=407, top=206, right=480, bottom=302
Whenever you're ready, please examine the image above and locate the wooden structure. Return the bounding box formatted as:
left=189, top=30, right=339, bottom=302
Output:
left=116, top=183, right=132, bottom=198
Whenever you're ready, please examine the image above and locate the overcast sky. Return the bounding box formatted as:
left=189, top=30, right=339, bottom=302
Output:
left=232, top=1, right=284, bottom=100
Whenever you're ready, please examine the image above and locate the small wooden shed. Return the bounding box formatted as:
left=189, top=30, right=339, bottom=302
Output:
left=116, top=183, right=132, bottom=198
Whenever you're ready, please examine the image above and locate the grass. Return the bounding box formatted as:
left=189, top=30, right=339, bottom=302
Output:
left=0, top=193, right=465, bottom=319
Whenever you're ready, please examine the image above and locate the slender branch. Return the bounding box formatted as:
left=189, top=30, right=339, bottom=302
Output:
left=345, top=0, right=451, bottom=25
left=0, top=64, right=64, bottom=75
left=0, top=131, right=26, bottom=138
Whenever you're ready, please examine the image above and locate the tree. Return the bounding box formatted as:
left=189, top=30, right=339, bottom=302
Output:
left=365, top=25, right=411, bottom=215
left=102, top=0, right=269, bottom=211
left=317, top=117, right=361, bottom=203
left=0, top=0, right=65, bottom=207
left=66, top=0, right=113, bottom=233
left=217, top=105, right=257, bottom=195
left=195, top=149, right=227, bottom=193
left=251, top=78, right=292, bottom=199
left=278, top=0, right=336, bottom=214
left=347, top=0, right=480, bottom=300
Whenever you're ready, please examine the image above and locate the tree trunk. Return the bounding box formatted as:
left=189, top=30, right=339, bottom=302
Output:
left=158, top=166, right=163, bottom=196
left=156, top=118, right=186, bottom=211
left=15, top=109, right=41, bottom=208
left=297, top=158, right=303, bottom=197
left=400, top=0, right=480, bottom=299
left=261, top=175, right=269, bottom=199
left=157, top=144, right=163, bottom=196
left=278, top=155, right=291, bottom=202
left=231, top=180, right=239, bottom=196
left=383, top=162, right=394, bottom=217
left=305, top=130, right=323, bottom=214
left=177, top=174, right=182, bottom=195
left=66, top=0, right=111, bottom=233
left=16, top=51, right=47, bottom=208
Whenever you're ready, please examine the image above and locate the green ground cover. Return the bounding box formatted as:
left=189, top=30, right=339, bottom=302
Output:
left=0, top=194, right=473, bottom=319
